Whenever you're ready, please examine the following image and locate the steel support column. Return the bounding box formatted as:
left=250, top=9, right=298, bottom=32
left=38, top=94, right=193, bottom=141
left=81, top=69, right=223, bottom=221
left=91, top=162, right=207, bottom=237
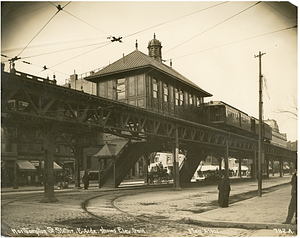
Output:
left=266, top=157, right=269, bottom=178
left=74, top=142, right=83, bottom=189
left=40, top=125, right=58, bottom=203
left=13, top=160, right=18, bottom=189
left=143, top=154, right=149, bottom=185
left=224, top=138, right=229, bottom=176
left=172, top=125, right=181, bottom=191
left=238, top=158, right=242, bottom=178
left=279, top=159, right=283, bottom=177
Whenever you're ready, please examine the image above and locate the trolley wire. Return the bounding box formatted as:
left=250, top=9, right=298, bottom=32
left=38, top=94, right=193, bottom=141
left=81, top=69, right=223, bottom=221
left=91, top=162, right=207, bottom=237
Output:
left=123, top=1, right=228, bottom=39
left=62, top=9, right=109, bottom=36
left=171, top=25, right=297, bottom=60
left=16, top=2, right=70, bottom=58
left=165, top=1, right=261, bottom=54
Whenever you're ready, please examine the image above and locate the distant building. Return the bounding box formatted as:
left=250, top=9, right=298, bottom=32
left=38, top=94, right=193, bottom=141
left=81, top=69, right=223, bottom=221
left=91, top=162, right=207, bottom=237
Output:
left=264, top=119, right=287, bottom=148
left=63, top=72, right=97, bottom=95
left=287, top=140, right=297, bottom=151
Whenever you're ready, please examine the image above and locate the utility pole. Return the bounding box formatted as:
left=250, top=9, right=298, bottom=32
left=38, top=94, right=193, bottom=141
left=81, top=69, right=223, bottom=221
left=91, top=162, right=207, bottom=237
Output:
left=254, top=51, right=266, bottom=197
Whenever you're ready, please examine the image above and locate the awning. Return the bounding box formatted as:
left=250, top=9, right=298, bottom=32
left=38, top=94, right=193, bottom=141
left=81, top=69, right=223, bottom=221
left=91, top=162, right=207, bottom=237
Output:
left=17, top=160, right=37, bottom=171
left=40, top=161, right=63, bottom=170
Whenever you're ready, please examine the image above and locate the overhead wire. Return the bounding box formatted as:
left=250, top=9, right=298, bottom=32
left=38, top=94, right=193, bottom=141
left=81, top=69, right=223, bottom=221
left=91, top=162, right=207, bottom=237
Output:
left=20, top=40, right=109, bottom=60
left=5, top=1, right=228, bottom=74
left=4, top=2, right=50, bottom=21
left=62, top=9, right=109, bottom=36
left=123, top=1, right=229, bottom=39
left=39, top=41, right=112, bottom=73
left=264, top=2, right=297, bottom=22
left=17, top=11, right=59, bottom=57
left=16, top=2, right=71, bottom=57
left=171, top=25, right=297, bottom=60
left=42, top=2, right=229, bottom=71
left=165, top=1, right=261, bottom=54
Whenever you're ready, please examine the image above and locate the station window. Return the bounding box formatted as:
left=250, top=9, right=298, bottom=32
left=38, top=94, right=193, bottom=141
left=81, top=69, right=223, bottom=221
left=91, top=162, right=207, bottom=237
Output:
left=179, top=90, right=184, bottom=105
left=107, top=80, right=114, bottom=99
left=137, top=75, right=145, bottom=96
left=137, top=99, right=145, bottom=108
left=153, top=79, right=158, bottom=98
left=99, top=81, right=107, bottom=98
left=117, top=78, right=125, bottom=100
left=128, top=76, right=135, bottom=97
left=175, top=88, right=179, bottom=105
left=163, top=83, right=168, bottom=102
left=129, top=100, right=136, bottom=106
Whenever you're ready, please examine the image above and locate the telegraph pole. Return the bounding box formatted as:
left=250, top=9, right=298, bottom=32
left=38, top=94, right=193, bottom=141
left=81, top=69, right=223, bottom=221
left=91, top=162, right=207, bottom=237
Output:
left=254, top=51, right=266, bottom=197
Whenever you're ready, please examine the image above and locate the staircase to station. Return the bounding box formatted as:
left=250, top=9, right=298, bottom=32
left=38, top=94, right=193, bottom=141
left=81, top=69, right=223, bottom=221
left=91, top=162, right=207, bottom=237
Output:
left=99, top=140, right=149, bottom=188
left=179, top=150, right=203, bottom=183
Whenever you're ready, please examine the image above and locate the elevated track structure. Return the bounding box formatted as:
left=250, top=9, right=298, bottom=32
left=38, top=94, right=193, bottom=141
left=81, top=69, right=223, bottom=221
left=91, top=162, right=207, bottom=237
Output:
left=1, top=70, right=297, bottom=202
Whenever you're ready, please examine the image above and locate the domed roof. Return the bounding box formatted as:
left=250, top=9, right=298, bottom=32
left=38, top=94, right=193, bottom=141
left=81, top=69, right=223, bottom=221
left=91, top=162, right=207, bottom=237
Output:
left=148, top=34, right=161, bottom=47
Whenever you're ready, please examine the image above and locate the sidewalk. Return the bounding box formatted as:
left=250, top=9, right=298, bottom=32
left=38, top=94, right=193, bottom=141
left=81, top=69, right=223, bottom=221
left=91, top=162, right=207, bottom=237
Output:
left=184, top=186, right=297, bottom=230
left=111, top=175, right=297, bottom=230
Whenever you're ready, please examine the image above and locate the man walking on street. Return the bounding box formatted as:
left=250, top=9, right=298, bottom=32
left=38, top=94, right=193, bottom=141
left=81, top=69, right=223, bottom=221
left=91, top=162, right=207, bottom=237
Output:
left=283, top=169, right=297, bottom=224
left=218, top=172, right=231, bottom=207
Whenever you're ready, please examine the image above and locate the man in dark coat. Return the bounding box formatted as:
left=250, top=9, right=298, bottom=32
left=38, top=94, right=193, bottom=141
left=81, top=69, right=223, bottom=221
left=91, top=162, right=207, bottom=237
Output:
left=83, top=170, right=90, bottom=190
left=218, top=173, right=231, bottom=207
left=283, top=169, right=297, bottom=224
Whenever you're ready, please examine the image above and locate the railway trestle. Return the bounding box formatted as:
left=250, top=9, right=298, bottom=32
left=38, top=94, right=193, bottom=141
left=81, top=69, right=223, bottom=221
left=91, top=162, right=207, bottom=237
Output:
left=1, top=70, right=297, bottom=202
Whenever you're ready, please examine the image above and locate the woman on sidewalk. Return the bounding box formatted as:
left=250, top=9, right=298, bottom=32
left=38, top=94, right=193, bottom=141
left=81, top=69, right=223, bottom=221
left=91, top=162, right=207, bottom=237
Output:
left=218, top=173, right=231, bottom=207
left=283, top=169, right=297, bottom=224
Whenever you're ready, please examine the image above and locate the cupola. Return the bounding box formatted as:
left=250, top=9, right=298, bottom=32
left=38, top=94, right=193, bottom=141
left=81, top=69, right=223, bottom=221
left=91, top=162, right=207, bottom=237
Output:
left=148, top=34, right=162, bottom=62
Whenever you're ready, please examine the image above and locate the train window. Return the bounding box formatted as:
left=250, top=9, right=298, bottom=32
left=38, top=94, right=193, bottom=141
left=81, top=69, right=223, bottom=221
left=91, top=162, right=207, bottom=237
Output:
left=189, top=93, right=194, bottom=105
left=117, top=78, right=125, bottom=100
left=153, top=79, right=158, bottom=98
left=163, top=83, right=168, bottom=102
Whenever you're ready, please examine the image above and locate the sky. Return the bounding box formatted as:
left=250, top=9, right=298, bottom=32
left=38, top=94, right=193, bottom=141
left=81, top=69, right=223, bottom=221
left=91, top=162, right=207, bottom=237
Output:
left=1, top=1, right=298, bottom=142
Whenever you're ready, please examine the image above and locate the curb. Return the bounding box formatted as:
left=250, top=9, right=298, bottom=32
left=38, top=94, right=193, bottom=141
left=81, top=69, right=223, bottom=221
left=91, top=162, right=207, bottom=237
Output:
left=181, top=217, right=297, bottom=230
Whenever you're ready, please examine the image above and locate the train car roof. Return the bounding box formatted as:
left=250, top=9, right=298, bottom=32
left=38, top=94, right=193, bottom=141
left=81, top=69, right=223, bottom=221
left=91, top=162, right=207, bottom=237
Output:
left=204, top=101, right=249, bottom=115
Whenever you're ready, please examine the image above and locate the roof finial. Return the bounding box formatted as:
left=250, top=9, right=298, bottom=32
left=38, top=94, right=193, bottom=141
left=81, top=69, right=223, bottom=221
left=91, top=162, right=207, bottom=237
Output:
left=154, top=33, right=156, bottom=39
left=135, top=39, right=138, bottom=50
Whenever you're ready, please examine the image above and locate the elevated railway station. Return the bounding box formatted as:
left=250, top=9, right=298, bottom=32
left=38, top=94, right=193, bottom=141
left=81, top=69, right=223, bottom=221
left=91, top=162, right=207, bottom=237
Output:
left=1, top=35, right=296, bottom=202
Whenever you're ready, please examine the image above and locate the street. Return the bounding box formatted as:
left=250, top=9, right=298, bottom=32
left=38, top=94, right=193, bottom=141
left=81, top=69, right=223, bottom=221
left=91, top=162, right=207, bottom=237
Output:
left=1, top=176, right=297, bottom=237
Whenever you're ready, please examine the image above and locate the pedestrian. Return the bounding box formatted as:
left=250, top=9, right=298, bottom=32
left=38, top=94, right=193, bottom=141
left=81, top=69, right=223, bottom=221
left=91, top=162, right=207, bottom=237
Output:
left=27, top=175, right=31, bottom=185
left=218, top=173, right=231, bottom=207
left=283, top=169, right=297, bottom=224
left=83, top=170, right=90, bottom=189
left=35, top=174, right=39, bottom=187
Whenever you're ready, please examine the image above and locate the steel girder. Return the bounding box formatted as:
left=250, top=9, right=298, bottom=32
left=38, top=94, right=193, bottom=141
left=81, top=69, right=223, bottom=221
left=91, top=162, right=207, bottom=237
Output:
left=1, top=71, right=296, bottom=161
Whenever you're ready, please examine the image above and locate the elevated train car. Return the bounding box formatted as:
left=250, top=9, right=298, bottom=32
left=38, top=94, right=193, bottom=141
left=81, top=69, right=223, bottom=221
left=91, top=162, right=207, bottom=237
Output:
left=202, top=101, right=272, bottom=141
